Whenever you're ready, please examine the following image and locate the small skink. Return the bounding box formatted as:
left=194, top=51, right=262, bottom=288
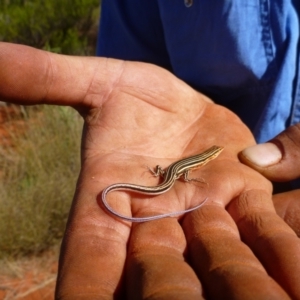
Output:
left=101, top=145, right=223, bottom=222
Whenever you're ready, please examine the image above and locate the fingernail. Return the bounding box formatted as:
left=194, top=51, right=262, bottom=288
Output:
left=242, top=143, right=282, bottom=167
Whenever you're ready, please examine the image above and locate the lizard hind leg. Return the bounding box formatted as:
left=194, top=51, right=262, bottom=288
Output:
left=183, top=170, right=208, bottom=186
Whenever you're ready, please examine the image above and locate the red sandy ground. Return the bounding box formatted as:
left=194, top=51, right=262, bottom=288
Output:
left=0, top=104, right=58, bottom=300
left=0, top=105, right=32, bottom=148
left=0, top=249, right=58, bottom=300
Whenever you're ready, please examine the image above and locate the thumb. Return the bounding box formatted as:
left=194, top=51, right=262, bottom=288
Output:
left=239, top=124, right=300, bottom=181
left=0, top=42, right=122, bottom=108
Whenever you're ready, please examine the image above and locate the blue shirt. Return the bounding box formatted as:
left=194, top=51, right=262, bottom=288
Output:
left=97, top=0, right=300, bottom=143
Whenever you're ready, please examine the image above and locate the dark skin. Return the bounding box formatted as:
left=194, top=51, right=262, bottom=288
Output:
left=0, top=42, right=299, bottom=299
left=240, top=124, right=300, bottom=238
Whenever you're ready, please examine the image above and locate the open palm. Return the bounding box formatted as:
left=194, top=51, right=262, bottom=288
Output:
left=1, top=43, right=299, bottom=299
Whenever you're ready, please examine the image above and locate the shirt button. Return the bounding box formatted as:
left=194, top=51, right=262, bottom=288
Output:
left=184, top=0, right=193, bottom=7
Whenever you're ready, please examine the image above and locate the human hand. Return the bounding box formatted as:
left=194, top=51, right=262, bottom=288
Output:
left=1, top=43, right=299, bottom=299
left=240, top=124, right=300, bottom=237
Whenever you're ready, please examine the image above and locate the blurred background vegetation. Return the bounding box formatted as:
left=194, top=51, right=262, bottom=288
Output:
left=0, top=106, right=83, bottom=257
left=0, top=0, right=100, bottom=54
left=0, top=0, right=100, bottom=258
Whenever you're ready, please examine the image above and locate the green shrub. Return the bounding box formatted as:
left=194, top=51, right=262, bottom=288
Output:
left=0, top=0, right=100, bottom=54
left=0, top=106, right=82, bottom=257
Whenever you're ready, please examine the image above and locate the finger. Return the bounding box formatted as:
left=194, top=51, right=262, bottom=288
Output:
left=273, top=190, right=300, bottom=237
left=239, top=124, right=300, bottom=181
left=126, top=218, right=204, bottom=299
left=0, top=42, right=122, bottom=107
left=55, top=176, right=131, bottom=299
left=182, top=204, right=290, bottom=300
left=228, top=189, right=300, bottom=299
